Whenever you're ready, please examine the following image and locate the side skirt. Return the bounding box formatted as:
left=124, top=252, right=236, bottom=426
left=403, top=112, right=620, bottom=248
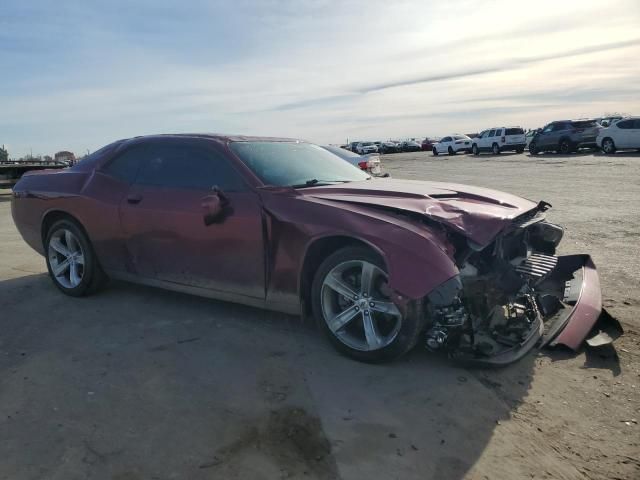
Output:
left=106, top=270, right=301, bottom=316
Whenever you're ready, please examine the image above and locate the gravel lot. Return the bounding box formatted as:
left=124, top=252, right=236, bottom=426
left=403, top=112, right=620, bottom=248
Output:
left=1, top=151, right=638, bottom=480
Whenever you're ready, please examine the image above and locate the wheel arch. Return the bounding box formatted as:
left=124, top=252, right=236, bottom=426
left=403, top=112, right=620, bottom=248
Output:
left=299, top=235, right=385, bottom=316
left=298, top=228, right=459, bottom=316
left=41, top=209, right=91, bottom=249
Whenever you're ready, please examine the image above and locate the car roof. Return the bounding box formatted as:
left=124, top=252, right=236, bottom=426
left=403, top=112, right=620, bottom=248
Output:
left=123, top=133, right=301, bottom=145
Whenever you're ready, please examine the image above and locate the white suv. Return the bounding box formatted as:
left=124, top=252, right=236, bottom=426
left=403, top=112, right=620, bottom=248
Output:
left=472, top=127, right=526, bottom=155
left=355, top=142, right=378, bottom=155
left=597, top=117, right=640, bottom=154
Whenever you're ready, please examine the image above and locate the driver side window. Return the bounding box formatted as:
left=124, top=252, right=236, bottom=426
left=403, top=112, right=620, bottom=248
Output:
left=136, top=143, right=247, bottom=192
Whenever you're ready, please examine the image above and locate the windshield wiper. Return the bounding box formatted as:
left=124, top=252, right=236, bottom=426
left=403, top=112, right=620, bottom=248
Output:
left=289, top=179, right=351, bottom=188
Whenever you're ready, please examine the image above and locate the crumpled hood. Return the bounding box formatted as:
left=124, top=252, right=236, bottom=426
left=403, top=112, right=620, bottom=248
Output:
left=302, top=178, right=540, bottom=246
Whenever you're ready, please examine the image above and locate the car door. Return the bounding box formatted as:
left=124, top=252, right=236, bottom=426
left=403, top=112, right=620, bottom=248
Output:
left=476, top=131, right=487, bottom=150
left=119, top=139, right=265, bottom=299
left=439, top=136, right=451, bottom=152
left=614, top=119, right=635, bottom=148
left=486, top=130, right=496, bottom=150
left=537, top=124, right=555, bottom=148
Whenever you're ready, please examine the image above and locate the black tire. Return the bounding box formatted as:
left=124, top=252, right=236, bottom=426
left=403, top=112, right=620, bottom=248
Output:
left=602, top=138, right=616, bottom=154
left=432, top=147, right=439, bottom=156
left=472, top=144, right=479, bottom=156
left=311, top=246, right=426, bottom=363
left=492, top=143, right=500, bottom=155
left=559, top=139, right=571, bottom=154
left=447, top=146, right=455, bottom=156
left=44, top=219, right=107, bottom=297
left=516, top=148, right=524, bottom=154
left=529, top=142, right=539, bottom=155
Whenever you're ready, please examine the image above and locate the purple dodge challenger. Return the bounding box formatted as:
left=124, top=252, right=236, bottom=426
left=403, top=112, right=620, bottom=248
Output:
left=11, top=134, right=602, bottom=364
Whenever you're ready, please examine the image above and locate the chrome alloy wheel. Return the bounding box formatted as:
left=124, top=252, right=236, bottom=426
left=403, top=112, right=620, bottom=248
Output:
left=320, top=260, right=402, bottom=351
left=48, top=229, right=85, bottom=288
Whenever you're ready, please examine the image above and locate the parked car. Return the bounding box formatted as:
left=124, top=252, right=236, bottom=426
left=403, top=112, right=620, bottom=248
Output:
left=11, top=134, right=602, bottom=364
left=597, top=116, right=640, bottom=154
left=432, top=135, right=472, bottom=155
left=379, top=141, right=401, bottom=154
left=597, top=116, right=623, bottom=128
left=321, top=145, right=386, bottom=176
left=525, top=130, right=539, bottom=150
left=421, top=137, right=438, bottom=151
left=471, top=127, right=526, bottom=155
left=354, top=142, right=378, bottom=155
left=400, top=141, right=422, bottom=152
left=529, top=119, right=601, bottom=154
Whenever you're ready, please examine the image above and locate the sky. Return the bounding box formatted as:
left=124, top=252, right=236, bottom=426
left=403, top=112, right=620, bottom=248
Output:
left=1, top=0, right=639, bottom=157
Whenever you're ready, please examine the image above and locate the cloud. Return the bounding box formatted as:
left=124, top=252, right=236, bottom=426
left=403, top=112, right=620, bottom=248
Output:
left=1, top=0, right=639, bottom=156
left=358, top=38, right=640, bottom=94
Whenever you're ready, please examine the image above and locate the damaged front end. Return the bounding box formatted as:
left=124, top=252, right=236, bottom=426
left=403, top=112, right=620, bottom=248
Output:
left=424, top=206, right=602, bottom=366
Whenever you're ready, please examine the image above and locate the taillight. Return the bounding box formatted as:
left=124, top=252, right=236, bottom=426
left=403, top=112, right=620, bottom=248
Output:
left=358, top=161, right=368, bottom=170
left=501, top=136, right=505, bottom=143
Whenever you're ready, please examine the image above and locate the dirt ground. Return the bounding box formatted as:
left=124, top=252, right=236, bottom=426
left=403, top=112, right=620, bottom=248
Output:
left=0, top=150, right=638, bottom=480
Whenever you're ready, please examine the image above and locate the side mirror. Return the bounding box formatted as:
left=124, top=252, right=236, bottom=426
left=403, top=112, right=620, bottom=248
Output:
left=202, top=186, right=231, bottom=226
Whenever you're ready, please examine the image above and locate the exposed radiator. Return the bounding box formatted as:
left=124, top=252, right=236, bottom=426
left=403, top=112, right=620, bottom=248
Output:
left=515, top=254, right=558, bottom=282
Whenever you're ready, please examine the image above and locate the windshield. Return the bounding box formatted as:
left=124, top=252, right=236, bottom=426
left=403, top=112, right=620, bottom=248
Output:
left=453, top=135, right=469, bottom=140
left=230, top=141, right=370, bottom=187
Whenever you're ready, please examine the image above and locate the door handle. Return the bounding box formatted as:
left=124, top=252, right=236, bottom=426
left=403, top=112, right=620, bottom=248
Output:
left=127, top=193, right=143, bottom=204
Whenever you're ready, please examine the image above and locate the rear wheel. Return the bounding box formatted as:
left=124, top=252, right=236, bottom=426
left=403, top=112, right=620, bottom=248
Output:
left=447, top=146, right=455, bottom=155
left=472, top=144, right=479, bottom=156
left=492, top=143, right=500, bottom=155
left=311, top=247, right=425, bottom=363
left=602, top=138, right=616, bottom=154
left=45, top=219, right=107, bottom=296
left=559, top=139, right=571, bottom=154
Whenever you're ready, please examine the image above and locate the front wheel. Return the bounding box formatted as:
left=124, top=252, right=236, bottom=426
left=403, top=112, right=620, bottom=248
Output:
left=472, top=144, right=479, bottom=156
left=311, top=247, right=425, bottom=363
left=45, top=219, right=107, bottom=296
left=492, top=143, right=500, bottom=155
left=448, top=146, right=455, bottom=155
left=529, top=142, right=539, bottom=155
left=559, top=139, right=571, bottom=154
left=432, top=147, right=439, bottom=156
left=602, top=138, right=616, bottom=154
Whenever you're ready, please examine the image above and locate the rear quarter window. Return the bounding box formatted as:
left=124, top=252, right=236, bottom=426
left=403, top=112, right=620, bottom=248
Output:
left=102, top=145, right=146, bottom=183
left=505, top=128, right=524, bottom=135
